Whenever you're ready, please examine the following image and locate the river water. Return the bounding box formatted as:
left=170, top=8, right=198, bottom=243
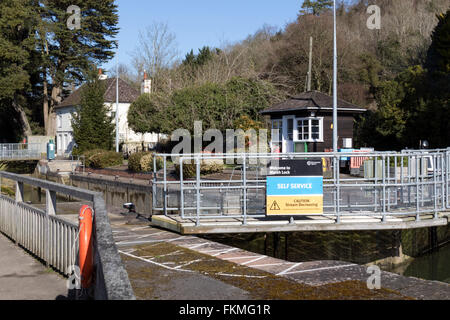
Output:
left=202, top=230, right=450, bottom=285
left=390, top=244, right=450, bottom=284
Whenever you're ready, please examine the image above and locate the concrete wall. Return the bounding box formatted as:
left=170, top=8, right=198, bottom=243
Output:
left=70, top=174, right=152, bottom=215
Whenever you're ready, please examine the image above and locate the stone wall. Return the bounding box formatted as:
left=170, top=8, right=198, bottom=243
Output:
left=70, top=174, right=153, bottom=215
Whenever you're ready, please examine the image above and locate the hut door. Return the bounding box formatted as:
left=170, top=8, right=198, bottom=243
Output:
left=283, top=116, right=295, bottom=153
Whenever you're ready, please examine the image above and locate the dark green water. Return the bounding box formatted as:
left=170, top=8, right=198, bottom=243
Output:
left=393, top=244, right=450, bottom=283
left=203, top=230, right=450, bottom=284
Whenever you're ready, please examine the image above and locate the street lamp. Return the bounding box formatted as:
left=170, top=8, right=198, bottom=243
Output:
left=332, top=0, right=338, bottom=153
left=116, top=58, right=119, bottom=153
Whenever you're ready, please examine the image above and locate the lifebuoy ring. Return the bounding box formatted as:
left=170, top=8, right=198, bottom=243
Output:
left=79, top=205, right=94, bottom=289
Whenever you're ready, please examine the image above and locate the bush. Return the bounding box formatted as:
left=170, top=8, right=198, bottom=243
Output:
left=128, top=152, right=164, bottom=172
left=88, top=151, right=123, bottom=169
left=81, top=149, right=107, bottom=167
left=174, top=158, right=224, bottom=179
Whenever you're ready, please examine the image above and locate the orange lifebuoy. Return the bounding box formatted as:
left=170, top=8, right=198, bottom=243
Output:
left=79, top=205, right=94, bottom=289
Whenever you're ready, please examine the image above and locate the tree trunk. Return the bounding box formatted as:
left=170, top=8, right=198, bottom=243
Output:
left=13, top=99, right=32, bottom=138
left=46, top=85, right=61, bottom=137
left=43, top=78, right=49, bottom=134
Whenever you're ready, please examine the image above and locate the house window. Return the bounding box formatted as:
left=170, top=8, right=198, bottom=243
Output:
left=296, top=118, right=323, bottom=142
left=271, top=120, right=283, bottom=142
left=57, top=114, right=62, bottom=128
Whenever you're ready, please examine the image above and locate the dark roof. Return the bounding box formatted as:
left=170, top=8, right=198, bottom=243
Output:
left=56, top=78, right=140, bottom=109
left=261, top=91, right=366, bottom=115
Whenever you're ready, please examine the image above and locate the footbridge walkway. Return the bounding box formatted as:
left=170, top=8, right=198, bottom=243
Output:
left=0, top=171, right=135, bottom=300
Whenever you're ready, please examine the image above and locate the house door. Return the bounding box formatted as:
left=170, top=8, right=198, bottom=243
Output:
left=283, top=116, right=295, bottom=153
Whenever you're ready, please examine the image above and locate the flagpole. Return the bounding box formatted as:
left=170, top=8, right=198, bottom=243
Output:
left=332, top=0, right=338, bottom=153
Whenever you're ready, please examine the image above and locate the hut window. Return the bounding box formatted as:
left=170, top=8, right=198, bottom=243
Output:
left=296, top=117, right=323, bottom=142
left=271, top=120, right=283, bottom=141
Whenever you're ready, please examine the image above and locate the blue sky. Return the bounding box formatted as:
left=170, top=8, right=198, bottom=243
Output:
left=102, top=0, right=303, bottom=72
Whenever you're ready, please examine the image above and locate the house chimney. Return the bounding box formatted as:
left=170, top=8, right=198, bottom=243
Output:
left=141, top=70, right=152, bottom=94
left=98, top=68, right=108, bottom=80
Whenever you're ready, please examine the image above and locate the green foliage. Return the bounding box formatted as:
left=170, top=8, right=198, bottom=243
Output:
left=1, top=185, right=15, bottom=197
left=128, top=152, right=148, bottom=172
left=128, top=77, right=282, bottom=137
left=80, top=149, right=108, bottom=167
left=426, top=10, right=450, bottom=75
left=128, top=152, right=163, bottom=172
left=182, top=46, right=219, bottom=67
left=88, top=151, right=122, bottom=169
left=357, top=8, right=450, bottom=150
left=71, top=70, right=115, bottom=153
left=174, top=159, right=224, bottom=179
left=300, top=0, right=333, bottom=15
left=128, top=92, right=169, bottom=134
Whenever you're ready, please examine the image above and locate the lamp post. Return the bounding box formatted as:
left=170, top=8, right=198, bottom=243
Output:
left=332, top=0, right=338, bottom=153
left=115, top=59, right=119, bottom=153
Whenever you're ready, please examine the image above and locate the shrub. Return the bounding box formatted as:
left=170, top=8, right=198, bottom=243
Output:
left=174, top=158, right=224, bottom=179
left=88, top=151, right=123, bottom=169
left=140, top=153, right=153, bottom=172
left=128, top=152, right=164, bottom=172
left=128, top=152, right=148, bottom=172
left=81, top=149, right=107, bottom=167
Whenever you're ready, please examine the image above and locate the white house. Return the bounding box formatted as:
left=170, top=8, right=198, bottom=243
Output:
left=55, top=71, right=161, bottom=156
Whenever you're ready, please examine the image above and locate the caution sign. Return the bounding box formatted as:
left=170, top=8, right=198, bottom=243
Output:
left=266, top=160, right=323, bottom=216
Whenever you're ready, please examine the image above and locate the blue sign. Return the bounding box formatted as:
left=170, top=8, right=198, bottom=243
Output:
left=266, top=176, right=323, bottom=196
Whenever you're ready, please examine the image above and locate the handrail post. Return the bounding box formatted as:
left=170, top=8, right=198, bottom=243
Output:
left=14, top=181, right=24, bottom=243
left=196, top=154, right=201, bottom=226
left=163, top=155, right=167, bottom=217
left=416, top=155, right=420, bottom=221
left=45, top=190, right=56, bottom=267
left=382, top=155, right=386, bottom=222
left=179, top=157, right=185, bottom=219
left=242, top=154, right=247, bottom=226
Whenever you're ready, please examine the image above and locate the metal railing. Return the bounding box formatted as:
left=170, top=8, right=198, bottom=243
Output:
left=0, top=172, right=135, bottom=300
left=152, top=148, right=450, bottom=226
left=0, top=143, right=43, bottom=160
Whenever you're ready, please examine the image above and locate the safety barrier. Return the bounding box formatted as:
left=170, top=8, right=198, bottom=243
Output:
left=0, top=143, right=43, bottom=160
left=0, top=172, right=135, bottom=300
left=152, top=149, right=450, bottom=226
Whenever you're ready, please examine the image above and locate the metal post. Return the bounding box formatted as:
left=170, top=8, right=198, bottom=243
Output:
left=196, top=155, right=201, bottom=226
left=433, top=154, right=438, bottom=219
left=180, top=157, right=185, bottom=219
left=115, top=61, right=119, bottom=153
left=307, top=36, right=313, bottom=91
left=416, top=155, right=420, bottom=221
left=335, top=155, right=341, bottom=223
left=152, top=156, right=156, bottom=216
left=382, top=155, right=386, bottom=222
left=242, top=154, right=247, bottom=225
left=163, top=155, right=167, bottom=216
left=332, top=0, right=338, bottom=153
left=46, top=190, right=56, bottom=216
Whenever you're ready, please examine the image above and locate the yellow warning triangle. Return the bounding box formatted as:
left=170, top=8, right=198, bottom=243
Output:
left=270, top=201, right=281, bottom=210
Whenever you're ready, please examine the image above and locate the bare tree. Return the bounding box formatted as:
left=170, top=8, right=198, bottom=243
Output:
left=131, top=21, right=179, bottom=84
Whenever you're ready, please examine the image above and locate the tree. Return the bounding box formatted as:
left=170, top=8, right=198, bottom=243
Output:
left=131, top=21, right=179, bottom=89
left=127, top=77, right=283, bottom=136
left=71, top=70, right=115, bottom=153
left=300, top=0, right=333, bottom=16
left=0, top=0, right=37, bottom=140
left=127, top=92, right=169, bottom=134
left=37, top=0, right=119, bottom=136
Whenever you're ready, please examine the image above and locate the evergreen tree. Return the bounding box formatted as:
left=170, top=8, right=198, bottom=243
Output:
left=0, top=0, right=37, bottom=140
left=37, top=0, right=119, bottom=136
left=300, top=0, right=333, bottom=16
left=71, top=70, right=115, bottom=153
